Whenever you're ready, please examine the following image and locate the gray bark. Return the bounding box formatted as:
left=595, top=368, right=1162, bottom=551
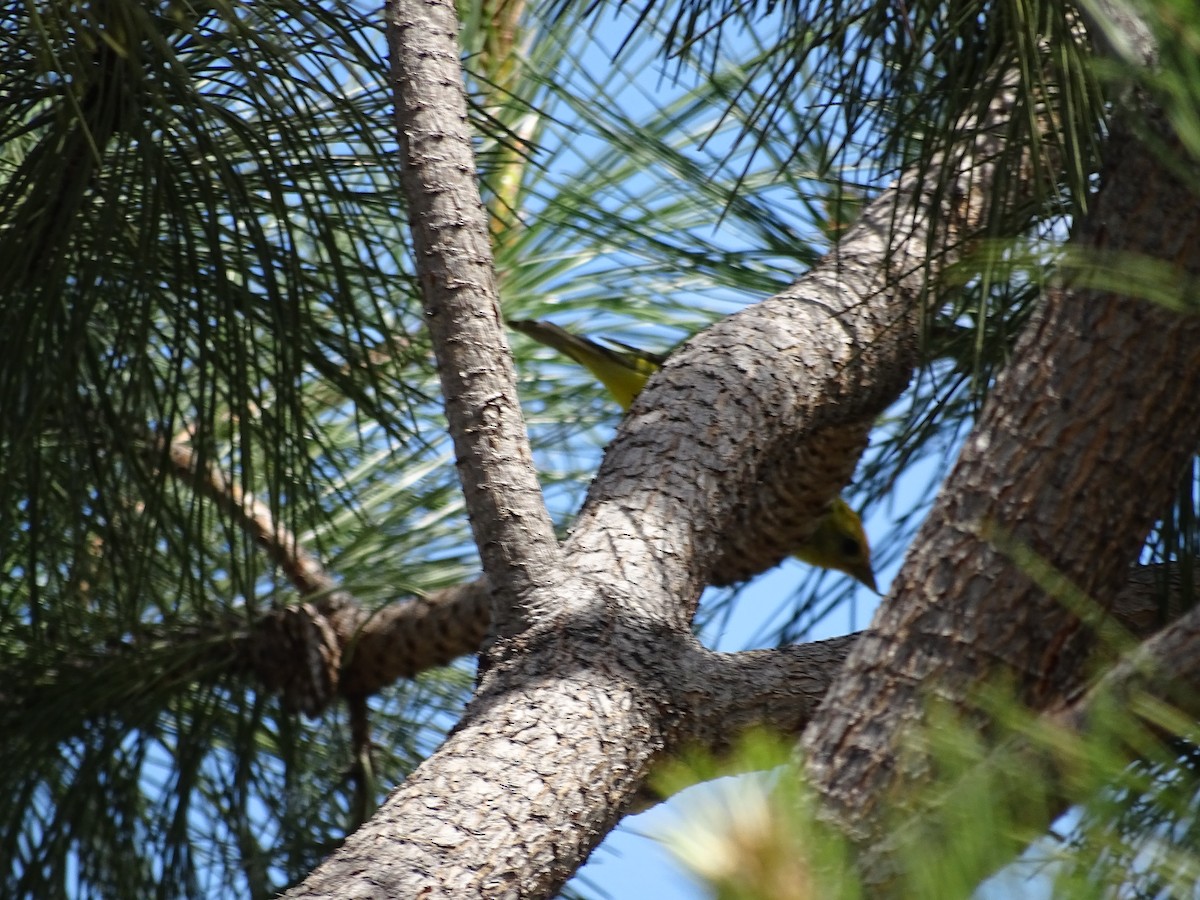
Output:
left=285, top=6, right=1049, bottom=893
left=803, top=112, right=1200, bottom=881
left=287, top=1, right=1200, bottom=896
left=387, top=0, right=562, bottom=641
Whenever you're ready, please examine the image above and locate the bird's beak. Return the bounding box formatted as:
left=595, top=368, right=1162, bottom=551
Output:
left=854, top=565, right=879, bottom=594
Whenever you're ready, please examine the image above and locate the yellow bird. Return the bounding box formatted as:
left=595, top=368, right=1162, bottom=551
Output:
left=509, top=318, right=877, bottom=591
left=510, top=319, right=667, bottom=410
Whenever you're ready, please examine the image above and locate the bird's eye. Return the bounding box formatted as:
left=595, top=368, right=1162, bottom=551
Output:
left=840, top=536, right=862, bottom=557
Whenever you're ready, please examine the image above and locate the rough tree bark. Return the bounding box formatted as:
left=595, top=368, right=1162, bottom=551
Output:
left=284, top=1, right=1200, bottom=898
left=286, top=1, right=1038, bottom=897
left=801, top=8, right=1200, bottom=879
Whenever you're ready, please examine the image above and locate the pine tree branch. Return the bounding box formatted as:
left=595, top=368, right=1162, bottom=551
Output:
left=166, top=429, right=341, bottom=602
left=803, top=48, right=1200, bottom=880
left=1051, top=597, right=1200, bottom=746
left=564, top=66, right=1035, bottom=614
left=387, top=0, right=562, bottom=637
left=329, top=579, right=491, bottom=695
left=672, top=564, right=1191, bottom=755
left=860, top=590, right=1200, bottom=894
left=157, top=323, right=474, bottom=708
left=238, top=579, right=492, bottom=713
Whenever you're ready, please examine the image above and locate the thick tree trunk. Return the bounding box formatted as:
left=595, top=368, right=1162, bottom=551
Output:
left=803, top=115, right=1200, bottom=871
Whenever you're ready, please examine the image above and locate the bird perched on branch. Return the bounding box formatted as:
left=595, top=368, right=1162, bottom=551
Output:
left=509, top=318, right=877, bottom=591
